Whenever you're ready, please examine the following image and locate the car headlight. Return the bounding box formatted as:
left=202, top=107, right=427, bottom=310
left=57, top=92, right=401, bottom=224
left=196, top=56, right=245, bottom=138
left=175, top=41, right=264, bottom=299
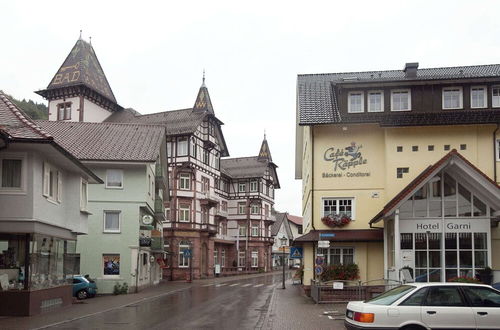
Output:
left=353, top=312, right=374, bottom=323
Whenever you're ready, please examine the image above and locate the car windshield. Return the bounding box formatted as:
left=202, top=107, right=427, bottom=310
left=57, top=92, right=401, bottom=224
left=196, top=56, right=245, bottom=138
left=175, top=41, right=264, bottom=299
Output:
left=366, top=285, right=416, bottom=305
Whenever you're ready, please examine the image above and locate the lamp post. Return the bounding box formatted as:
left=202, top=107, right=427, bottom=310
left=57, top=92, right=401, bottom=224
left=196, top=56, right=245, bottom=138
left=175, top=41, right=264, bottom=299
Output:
left=280, top=236, right=287, bottom=289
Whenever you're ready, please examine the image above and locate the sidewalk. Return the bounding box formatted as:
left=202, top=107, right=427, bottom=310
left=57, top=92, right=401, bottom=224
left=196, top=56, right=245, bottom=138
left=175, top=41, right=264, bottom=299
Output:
left=263, top=280, right=347, bottom=330
left=0, top=271, right=285, bottom=330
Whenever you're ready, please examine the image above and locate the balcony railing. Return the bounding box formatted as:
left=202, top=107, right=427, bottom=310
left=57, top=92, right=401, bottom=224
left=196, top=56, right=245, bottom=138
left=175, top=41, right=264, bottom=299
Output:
left=200, top=223, right=218, bottom=235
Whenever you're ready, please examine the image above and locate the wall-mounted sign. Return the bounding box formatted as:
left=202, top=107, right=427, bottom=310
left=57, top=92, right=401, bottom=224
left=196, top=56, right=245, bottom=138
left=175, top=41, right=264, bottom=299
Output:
left=142, top=214, right=154, bottom=225
left=323, top=142, right=370, bottom=178
left=400, top=218, right=489, bottom=233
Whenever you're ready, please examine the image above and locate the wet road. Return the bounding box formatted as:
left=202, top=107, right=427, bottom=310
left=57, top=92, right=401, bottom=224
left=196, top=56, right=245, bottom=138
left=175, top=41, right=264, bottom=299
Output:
left=50, top=273, right=290, bottom=330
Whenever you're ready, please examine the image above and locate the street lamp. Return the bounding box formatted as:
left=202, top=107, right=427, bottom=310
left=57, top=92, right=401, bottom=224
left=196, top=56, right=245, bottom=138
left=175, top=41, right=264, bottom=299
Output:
left=280, top=236, right=287, bottom=289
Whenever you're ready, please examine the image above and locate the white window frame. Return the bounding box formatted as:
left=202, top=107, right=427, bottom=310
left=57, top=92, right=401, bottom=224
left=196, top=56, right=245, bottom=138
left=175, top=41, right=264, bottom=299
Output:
left=238, top=202, right=246, bottom=214
left=239, top=225, right=247, bottom=237
left=43, top=161, right=62, bottom=202
left=348, top=91, right=364, bottom=113
left=179, top=204, right=190, bottom=222
left=442, top=87, right=463, bottom=110
left=322, top=197, right=355, bottom=219
left=238, top=251, right=246, bottom=267
left=391, top=89, right=411, bottom=111
left=105, top=169, right=123, bottom=189
left=317, top=247, right=355, bottom=266
left=250, top=204, right=260, bottom=215
left=214, top=249, right=218, bottom=265
left=179, top=241, right=190, bottom=268
left=177, top=137, right=188, bottom=156
left=251, top=251, right=258, bottom=267
left=103, top=210, right=121, bottom=233
left=492, top=86, right=500, bottom=108
left=179, top=173, right=191, bottom=190
left=80, top=179, right=88, bottom=211
left=238, top=182, right=246, bottom=193
left=250, top=180, right=258, bottom=192
left=470, top=86, right=487, bottom=109
left=251, top=225, right=259, bottom=237
left=367, top=90, right=384, bottom=112
left=496, top=139, right=500, bottom=161
left=221, top=249, right=226, bottom=268
left=0, top=153, right=26, bottom=193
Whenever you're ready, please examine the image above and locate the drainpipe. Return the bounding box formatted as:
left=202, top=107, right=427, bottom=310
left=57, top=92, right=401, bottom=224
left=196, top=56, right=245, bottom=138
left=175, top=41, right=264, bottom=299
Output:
left=394, top=209, right=401, bottom=282
left=494, top=124, right=499, bottom=183
left=135, top=247, right=140, bottom=293
left=311, top=126, right=316, bottom=231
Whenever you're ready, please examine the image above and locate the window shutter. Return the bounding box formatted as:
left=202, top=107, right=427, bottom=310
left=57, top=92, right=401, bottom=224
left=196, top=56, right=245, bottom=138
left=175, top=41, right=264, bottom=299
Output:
left=57, top=171, right=62, bottom=202
left=43, top=162, right=50, bottom=197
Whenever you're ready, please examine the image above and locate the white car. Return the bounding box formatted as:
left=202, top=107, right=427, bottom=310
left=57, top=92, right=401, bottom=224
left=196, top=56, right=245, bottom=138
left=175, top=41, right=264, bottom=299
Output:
left=345, top=282, right=500, bottom=330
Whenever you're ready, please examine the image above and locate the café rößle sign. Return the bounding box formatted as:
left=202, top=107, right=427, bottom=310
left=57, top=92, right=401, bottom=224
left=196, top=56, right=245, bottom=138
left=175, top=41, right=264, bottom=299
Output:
left=323, top=142, right=370, bottom=178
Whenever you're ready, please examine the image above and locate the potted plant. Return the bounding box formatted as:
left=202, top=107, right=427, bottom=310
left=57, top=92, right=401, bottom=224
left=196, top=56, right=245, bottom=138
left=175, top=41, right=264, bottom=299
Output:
left=477, top=267, right=493, bottom=285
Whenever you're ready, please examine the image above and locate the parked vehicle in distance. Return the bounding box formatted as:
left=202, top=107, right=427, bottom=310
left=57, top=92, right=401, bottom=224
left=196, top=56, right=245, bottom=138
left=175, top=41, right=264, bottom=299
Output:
left=345, top=282, right=500, bottom=330
left=73, top=275, right=97, bottom=300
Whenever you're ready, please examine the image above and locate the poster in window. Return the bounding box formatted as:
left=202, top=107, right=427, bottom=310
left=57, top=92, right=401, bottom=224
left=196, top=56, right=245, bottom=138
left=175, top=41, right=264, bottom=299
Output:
left=103, top=255, right=120, bottom=275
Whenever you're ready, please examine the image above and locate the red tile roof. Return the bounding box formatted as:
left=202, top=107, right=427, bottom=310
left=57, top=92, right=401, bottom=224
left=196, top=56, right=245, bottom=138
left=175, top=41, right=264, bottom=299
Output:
left=287, top=214, right=303, bottom=226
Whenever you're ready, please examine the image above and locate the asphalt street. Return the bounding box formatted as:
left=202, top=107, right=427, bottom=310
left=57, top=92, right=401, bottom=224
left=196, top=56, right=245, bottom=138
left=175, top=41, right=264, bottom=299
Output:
left=49, top=273, right=294, bottom=330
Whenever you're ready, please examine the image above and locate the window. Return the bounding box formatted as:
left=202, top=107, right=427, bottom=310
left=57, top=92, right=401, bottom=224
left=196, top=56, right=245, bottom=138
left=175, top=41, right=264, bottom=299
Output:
left=463, top=286, right=500, bottom=307
left=203, top=149, right=209, bottom=165
left=251, top=204, right=260, bottom=215
left=265, top=204, right=269, bottom=217
left=250, top=180, right=258, bottom=192
left=103, top=254, right=120, bottom=276
left=424, top=287, right=465, bottom=307
left=470, top=86, right=487, bottom=108
left=412, top=146, right=418, bottom=152
left=442, top=87, right=463, bottom=109
left=106, top=169, right=123, bottom=189
left=238, top=202, right=246, bottom=214
left=179, top=174, right=191, bottom=190
left=0, top=156, right=23, bottom=190
left=239, top=225, right=246, bottom=237
left=323, top=198, right=354, bottom=218
left=201, top=176, right=209, bottom=193
left=460, top=144, right=466, bottom=150
left=238, top=251, right=246, bottom=267
left=190, top=137, right=196, bottom=157
left=238, top=182, right=246, bottom=193
left=428, top=145, right=434, bottom=151
left=201, top=207, right=209, bottom=223
left=103, top=211, right=120, bottom=232
left=221, top=201, right=228, bottom=211
left=397, top=167, right=409, bottom=179
left=348, top=92, right=364, bottom=113
left=397, top=146, right=403, bottom=152
left=368, top=91, right=383, bottom=112
left=166, top=142, right=172, bottom=158
left=179, top=241, right=190, bottom=268
left=221, top=249, right=226, bottom=267
left=179, top=204, right=190, bottom=222
left=43, top=162, right=61, bottom=202
left=251, top=225, right=259, bottom=237
left=214, top=249, right=218, bottom=265
left=165, top=207, right=170, bottom=222
left=177, top=137, right=188, bottom=156
left=80, top=179, right=88, bottom=211
left=444, top=144, right=451, bottom=151
left=214, top=152, right=219, bottom=169
left=492, top=86, right=500, bottom=107
left=317, top=247, right=354, bottom=265
left=57, top=102, right=71, bottom=120
left=251, top=251, right=258, bottom=267
left=497, top=139, right=500, bottom=161
left=391, top=89, right=411, bottom=111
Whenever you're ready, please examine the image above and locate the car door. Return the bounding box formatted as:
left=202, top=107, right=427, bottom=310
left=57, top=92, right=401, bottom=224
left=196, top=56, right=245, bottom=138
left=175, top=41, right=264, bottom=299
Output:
left=461, top=286, right=500, bottom=329
left=421, top=286, right=476, bottom=329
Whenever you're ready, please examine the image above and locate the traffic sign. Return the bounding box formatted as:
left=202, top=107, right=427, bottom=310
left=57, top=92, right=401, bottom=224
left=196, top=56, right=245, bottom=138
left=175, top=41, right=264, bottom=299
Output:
left=289, top=247, right=303, bottom=259
left=319, top=233, right=336, bottom=239
left=182, top=249, right=191, bottom=258
left=315, top=265, right=323, bottom=275
left=318, top=240, right=330, bottom=248
left=315, top=256, right=324, bottom=265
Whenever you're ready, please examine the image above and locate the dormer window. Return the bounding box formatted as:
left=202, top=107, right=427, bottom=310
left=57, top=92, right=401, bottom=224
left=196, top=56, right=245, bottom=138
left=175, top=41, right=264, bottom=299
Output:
left=348, top=92, right=364, bottom=113
left=471, top=86, right=487, bottom=108
left=57, top=102, right=71, bottom=120
left=492, top=86, right=500, bottom=108
left=368, top=91, right=384, bottom=112
left=442, top=87, right=463, bottom=109
left=391, top=89, right=411, bottom=111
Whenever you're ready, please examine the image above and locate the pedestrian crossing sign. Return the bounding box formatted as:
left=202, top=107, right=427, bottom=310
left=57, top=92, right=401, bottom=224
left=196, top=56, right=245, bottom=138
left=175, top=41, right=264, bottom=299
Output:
left=289, top=247, right=303, bottom=259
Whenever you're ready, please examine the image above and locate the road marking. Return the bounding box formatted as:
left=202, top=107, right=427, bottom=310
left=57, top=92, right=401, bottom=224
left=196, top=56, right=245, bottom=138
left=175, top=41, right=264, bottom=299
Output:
left=202, top=284, right=213, bottom=287
left=229, top=283, right=239, bottom=287
left=241, top=284, right=252, bottom=287
left=253, top=284, right=264, bottom=287
left=215, top=283, right=227, bottom=287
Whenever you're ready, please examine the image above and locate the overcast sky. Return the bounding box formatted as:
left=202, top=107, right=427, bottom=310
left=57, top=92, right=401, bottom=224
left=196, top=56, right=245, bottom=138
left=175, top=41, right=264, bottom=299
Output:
left=2, top=0, right=499, bottom=216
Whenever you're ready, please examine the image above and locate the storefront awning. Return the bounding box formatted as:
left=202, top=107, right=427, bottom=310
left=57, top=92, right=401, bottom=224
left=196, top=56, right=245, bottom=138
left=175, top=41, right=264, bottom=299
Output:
left=293, top=229, right=383, bottom=243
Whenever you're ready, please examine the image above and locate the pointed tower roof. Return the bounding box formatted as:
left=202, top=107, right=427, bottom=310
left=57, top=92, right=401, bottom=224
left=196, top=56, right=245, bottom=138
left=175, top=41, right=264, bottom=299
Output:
left=193, top=73, right=214, bottom=114
left=257, top=133, right=273, bottom=162
left=37, top=38, right=117, bottom=103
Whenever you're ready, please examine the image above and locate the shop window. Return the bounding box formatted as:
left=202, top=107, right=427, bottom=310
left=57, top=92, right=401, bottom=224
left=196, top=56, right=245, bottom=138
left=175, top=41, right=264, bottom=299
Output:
left=179, top=241, right=190, bottom=268
left=396, top=167, right=409, bottom=179
left=323, top=198, right=354, bottom=219
left=103, top=254, right=120, bottom=276
left=179, top=204, right=190, bottom=222
left=179, top=174, right=191, bottom=190
left=415, top=233, right=442, bottom=282
left=0, top=154, right=24, bottom=190
left=397, top=146, right=403, bottom=152
left=103, top=211, right=120, bottom=232
left=442, top=87, right=463, bottom=109
left=43, top=162, right=62, bottom=202
left=57, top=102, right=71, bottom=120
left=251, top=225, right=259, bottom=237
left=177, top=137, right=188, bottom=156
left=106, top=169, right=123, bottom=189
left=238, top=202, right=246, bottom=214
left=238, top=251, right=246, bottom=267
left=250, top=180, right=258, bottom=192
left=400, top=233, right=413, bottom=249
left=251, top=251, right=258, bottom=267
left=444, top=232, right=488, bottom=281
left=318, top=247, right=354, bottom=265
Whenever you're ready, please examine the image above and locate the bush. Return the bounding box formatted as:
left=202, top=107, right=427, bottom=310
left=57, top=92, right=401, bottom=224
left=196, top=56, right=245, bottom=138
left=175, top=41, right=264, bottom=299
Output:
left=113, top=282, right=129, bottom=295
left=448, top=276, right=481, bottom=283
left=320, top=263, right=359, bottom=282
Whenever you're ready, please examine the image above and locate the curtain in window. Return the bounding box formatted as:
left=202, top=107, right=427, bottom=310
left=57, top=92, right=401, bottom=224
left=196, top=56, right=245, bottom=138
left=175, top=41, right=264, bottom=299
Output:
left=2, top=159, right=21, bottom=187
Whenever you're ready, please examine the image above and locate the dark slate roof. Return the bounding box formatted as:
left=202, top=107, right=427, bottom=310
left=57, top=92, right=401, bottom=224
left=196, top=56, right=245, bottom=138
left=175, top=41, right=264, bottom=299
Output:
left=193, top=81, right=214, bottom=114
left=298, top=64, right=500, bottom=125
left=271, top=213, right=285, bottom=236
left=220, top=156, right=268, bottom=178
left=257, top=137, right=273, bottom=162
left=36, top=121, right=165, bottom=162
left=38, top=39, right=116, bottom=103
left=0, top=91, right=53, bottom=140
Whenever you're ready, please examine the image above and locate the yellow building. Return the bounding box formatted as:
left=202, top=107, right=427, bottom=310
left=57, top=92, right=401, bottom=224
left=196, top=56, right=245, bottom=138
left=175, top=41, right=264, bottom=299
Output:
left=295, top=63, right=500, bottom=291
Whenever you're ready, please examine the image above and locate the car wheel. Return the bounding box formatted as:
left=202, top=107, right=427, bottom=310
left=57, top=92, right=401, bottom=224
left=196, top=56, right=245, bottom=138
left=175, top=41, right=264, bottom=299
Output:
left=77, top=290, right=88, bottom=300
left=401, top=325, right=426, bottom=330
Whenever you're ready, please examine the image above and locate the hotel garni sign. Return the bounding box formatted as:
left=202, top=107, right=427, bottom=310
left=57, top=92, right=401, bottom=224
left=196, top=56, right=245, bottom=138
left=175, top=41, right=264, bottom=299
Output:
left=323, top=142, right=370, bottom=178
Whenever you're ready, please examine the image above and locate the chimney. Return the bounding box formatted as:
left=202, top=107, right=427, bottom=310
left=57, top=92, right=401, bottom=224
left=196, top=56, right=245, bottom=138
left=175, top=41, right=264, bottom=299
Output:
left=404, top=62, right=419, bottom=78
